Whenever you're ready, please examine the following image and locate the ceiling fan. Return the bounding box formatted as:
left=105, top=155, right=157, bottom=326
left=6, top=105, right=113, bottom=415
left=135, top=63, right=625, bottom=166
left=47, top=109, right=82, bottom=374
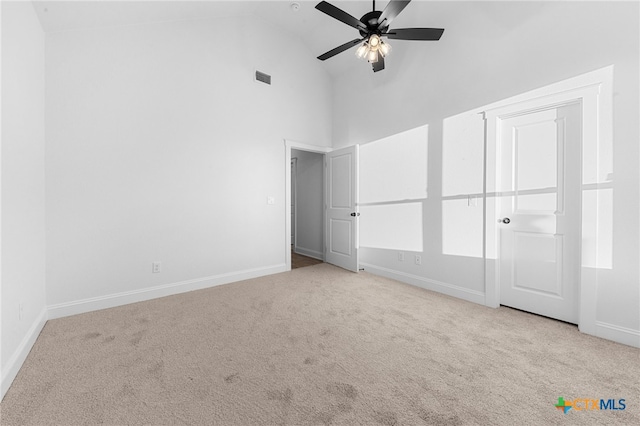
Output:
left=315, top=0, right=444, bottom=72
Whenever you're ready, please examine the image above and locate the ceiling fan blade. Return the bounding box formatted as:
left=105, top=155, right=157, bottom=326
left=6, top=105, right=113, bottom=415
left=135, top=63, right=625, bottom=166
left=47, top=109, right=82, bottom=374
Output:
left=385, top=28, right=444, bottom=40
left=372, top=54, right=385, bottom=72
left=315, top=1, right=367, bottom=31
left=317, top=38, right=365, bottom=61
left=377, top=0, right=411, bottom=29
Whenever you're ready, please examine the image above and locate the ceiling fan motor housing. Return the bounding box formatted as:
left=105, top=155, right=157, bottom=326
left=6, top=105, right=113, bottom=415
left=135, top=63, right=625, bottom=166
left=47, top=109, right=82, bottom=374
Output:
left=359, top=10, right=387, bottom=37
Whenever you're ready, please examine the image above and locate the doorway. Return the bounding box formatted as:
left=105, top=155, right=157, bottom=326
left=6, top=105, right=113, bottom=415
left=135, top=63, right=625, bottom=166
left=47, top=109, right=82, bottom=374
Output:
left=291, top=148, right=324, bottom=269
left=284, top=140, right=360, bottom=272
left=483, top=70, right=610, bottom=336
left=497, top=102, right=581, bottom=324
left=284, top=140, right=331, bottom=271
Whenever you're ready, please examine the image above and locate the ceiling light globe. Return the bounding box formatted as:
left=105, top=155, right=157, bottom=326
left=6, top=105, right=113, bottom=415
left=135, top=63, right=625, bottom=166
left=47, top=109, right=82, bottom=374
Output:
left=355, top=43, right=368, bottom=59
left=369, top=34, right=380, bottom=48
left=379, top=41, right=391, bottom=56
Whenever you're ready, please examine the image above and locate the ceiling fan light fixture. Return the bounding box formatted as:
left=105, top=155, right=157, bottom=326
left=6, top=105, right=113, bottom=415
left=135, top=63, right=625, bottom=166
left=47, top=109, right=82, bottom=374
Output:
left=315, top=0, right=444, bottom=72
left=355, top=43, right=369, bottom=59
left=379, top=40, right=391, bottom=57
left=355, top=34, right=390, bottom=63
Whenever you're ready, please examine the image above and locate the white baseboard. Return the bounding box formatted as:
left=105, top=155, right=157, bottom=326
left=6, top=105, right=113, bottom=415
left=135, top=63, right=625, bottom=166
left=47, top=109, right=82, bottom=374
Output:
left=48, top=263, right=287, bottom=320
left=595, top=321, right=640, bottom=348
left=293, top=246, right=324, bottom=261
left=360, top=262, right=486, bottom=305
left=1, top=307, right=48, bottom=401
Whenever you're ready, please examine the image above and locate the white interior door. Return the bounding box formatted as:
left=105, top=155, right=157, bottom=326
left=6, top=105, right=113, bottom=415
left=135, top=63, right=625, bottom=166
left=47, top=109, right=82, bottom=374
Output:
left=499, top=102, right=581, bottom=323
left=325, top=145, right=359, bottom=272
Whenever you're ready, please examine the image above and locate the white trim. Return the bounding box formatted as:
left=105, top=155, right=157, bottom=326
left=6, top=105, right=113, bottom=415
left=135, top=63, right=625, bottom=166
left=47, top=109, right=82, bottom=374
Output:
left=293, top=247, right=324, bottom=261
left=360, top=262, right=486, bottom=306
left=1, top=308, right=48, bottom=401
left=595, top=321, right=640, bottom=348
left=482, top=67, right=612, bottom=338
left=47, top=264, right=286, bottom=320
left=0, top=1, right=3, bottom=404
left=284, top=139, right=331, bottom=271
left=285, top=140, right=332, bottom=154
left=291, top=157, right=298, bottom=250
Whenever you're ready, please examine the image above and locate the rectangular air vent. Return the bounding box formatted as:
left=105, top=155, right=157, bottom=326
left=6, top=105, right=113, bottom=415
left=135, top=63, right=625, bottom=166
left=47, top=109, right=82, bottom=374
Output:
left=255, top=70, right=271, bottom=85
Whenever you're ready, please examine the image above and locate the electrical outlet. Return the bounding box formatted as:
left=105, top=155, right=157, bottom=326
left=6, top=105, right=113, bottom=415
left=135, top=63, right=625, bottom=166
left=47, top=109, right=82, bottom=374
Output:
left=267, top=196, right=275, bottom=205
left=415, top=255, right=422, bottom=265
left=152, top=261, right=162, bottom=273
left=398, top=252, right=405, bottom=261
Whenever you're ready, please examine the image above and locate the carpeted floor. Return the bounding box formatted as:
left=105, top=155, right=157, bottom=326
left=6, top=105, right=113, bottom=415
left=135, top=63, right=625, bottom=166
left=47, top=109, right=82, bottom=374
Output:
left=1, top=263, right=638, bottom=425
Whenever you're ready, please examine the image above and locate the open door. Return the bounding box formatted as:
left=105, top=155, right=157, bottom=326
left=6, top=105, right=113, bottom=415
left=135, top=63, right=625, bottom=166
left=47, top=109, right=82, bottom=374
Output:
left=325, top=145, right=359, bottom=272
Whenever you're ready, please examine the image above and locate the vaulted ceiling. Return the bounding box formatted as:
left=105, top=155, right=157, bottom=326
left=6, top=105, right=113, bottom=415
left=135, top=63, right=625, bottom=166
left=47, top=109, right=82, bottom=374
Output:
left=31, top=1, right=552, bottom=77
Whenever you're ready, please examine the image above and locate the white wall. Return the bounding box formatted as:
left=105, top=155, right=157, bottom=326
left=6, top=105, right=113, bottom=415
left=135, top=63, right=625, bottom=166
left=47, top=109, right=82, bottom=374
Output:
left=291, top=149, right=324, bottom=259
left=1, top=1, right=47, bottom=398
left=333, top=2, right=639, bottom=342
left=45, top=15, right=332, bottom=314
left=359, top=125, right=427, bottom=252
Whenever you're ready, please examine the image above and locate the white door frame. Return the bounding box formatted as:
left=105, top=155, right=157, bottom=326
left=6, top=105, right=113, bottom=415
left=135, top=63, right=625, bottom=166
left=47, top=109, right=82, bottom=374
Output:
left=482, top=68, right=612, bottom=336
left=492, top=101, right=582, bottom=323
left=284, top=140, right=331, bottom=271
left=291, top=157, right=297, bottom=250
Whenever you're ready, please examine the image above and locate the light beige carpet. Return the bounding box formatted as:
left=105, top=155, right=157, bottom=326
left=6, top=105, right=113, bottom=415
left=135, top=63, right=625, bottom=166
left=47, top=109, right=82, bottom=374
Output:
left=1, top=264, right=638, bottom=425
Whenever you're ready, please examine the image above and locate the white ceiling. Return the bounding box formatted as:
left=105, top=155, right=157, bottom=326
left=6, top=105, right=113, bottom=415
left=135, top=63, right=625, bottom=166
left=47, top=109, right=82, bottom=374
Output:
left=30, top=1, right=548, bottom=77
left=31, top=0, right=462, bottom=76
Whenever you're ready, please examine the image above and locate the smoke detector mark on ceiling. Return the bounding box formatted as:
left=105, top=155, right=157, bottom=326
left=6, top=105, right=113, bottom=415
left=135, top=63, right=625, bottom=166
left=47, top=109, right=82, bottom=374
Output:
left=290, top=3, right=301, bottom=13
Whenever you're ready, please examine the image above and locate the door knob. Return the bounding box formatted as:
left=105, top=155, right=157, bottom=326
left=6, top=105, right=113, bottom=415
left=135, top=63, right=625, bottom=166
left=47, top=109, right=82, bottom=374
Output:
left=350, top=212, right=360, bottom=217
left=501, top=217, right=511, bottom=224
